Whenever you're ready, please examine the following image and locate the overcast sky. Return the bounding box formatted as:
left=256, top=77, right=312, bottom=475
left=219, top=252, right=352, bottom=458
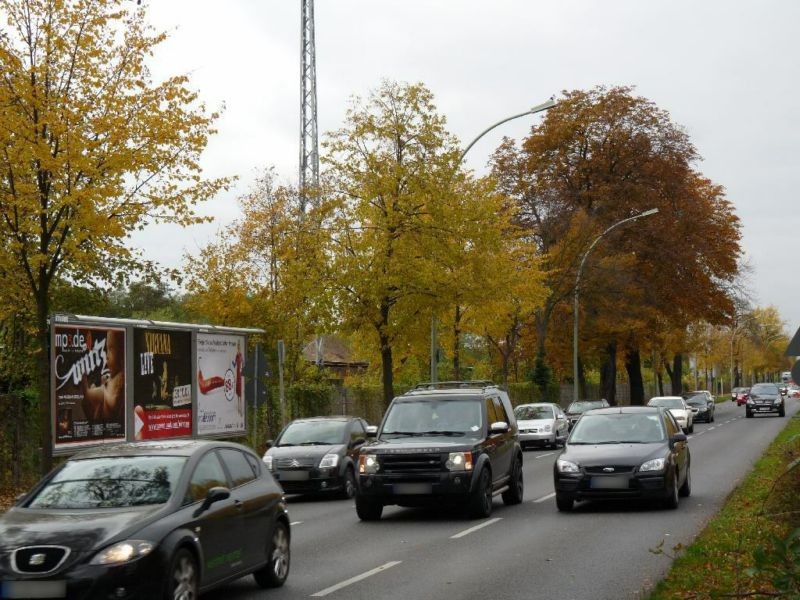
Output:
left=135, top=0, right=800, bottom=340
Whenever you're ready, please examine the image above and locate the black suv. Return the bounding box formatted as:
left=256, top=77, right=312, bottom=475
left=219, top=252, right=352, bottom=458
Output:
left=355, top=381, right=524, bottom=520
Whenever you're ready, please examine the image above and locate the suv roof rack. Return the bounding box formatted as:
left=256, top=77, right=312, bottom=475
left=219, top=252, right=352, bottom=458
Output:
left=411, top=380, right=499, bottom=391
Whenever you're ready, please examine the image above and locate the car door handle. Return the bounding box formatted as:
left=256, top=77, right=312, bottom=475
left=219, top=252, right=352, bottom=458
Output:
left=234, top=499, right=243, bottom=510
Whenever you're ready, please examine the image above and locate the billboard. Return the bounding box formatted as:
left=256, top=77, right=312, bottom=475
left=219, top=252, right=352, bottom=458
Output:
left=53, top=325, right=127, bottom=449
left=196, top=333, right=246, bottom=435
left=132, top=328, right=193, bottom=440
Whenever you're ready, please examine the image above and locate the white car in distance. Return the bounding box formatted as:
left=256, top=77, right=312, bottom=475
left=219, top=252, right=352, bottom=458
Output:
left=647, top=396, right=694, bottom=433
left=514, top=402, right=569, bottom=449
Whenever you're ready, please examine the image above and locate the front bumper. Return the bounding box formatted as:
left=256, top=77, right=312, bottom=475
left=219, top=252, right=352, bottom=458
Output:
left=554, top=470, right=670, bottom=502
left=272, top=467, right=345, bottom=494
left=0, top=551, right=165, bottom=600
left=519, top=430, right=556, bottom=445
left=358, top=471, right=475, bottom=506
left=747, top=401, right=783, bottom=414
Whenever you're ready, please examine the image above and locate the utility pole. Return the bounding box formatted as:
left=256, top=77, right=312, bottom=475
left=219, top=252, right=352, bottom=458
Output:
left=299, top=0, right=319, bottom=212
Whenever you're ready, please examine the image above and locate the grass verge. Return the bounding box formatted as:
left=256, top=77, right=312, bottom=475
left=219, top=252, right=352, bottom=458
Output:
left=647, top=414, right=800, bottom=599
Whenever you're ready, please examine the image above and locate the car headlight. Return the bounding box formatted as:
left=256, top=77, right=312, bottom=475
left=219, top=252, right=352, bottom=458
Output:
left=557, top=459, right=579, bottom=474
left=358, top=454, right=379, bottom=474
left=90, top=540, right=154, bottom=565
left=263, top=455, right=274, bottom=471
left=445, top=452, right=473, bottom=471
left=747, top=398, right=753, bottom=404
left=544, top=424, right=552, bottom=432
left=319, top=453, right=339, bottom=469
left=639, top=458, right=666, bottom=472
left=698, top=407, right=707, bottom=412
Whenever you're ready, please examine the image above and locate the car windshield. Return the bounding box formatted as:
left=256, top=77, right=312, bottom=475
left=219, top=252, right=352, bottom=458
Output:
left=751, top=384, right=779, bottom=395
left=648, top=398, right=684, bottom=409
left=27, top=456, right=186, bottom=509
left=381, top=399, right=482, bottom=437
left=567, top=401, right=604, bottom=414
left=515, top=405, right=554, bottom=420
left=278, top=421, right=347, bottom=446
left=569, top=413, right=665, bottom=444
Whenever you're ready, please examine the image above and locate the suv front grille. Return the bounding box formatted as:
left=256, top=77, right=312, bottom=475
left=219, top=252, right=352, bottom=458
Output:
left=12, top=546, right=70, bottom=574
left=275, top=457, right=317, bottom=469
left=379, top=453, right=443, bottom=473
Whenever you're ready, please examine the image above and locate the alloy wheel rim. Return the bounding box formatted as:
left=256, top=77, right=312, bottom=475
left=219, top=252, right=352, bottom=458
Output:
left=272, top=526, right=290, bottom=580
left=345, top=473, right=356, bottom=497
left=483, top=472, right=492, bottom=510
left=172, top=556, right=196, bottom=600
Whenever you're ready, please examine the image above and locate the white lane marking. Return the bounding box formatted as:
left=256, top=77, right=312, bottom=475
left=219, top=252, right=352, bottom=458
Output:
left=311, top=561, right=402, bottom=597
left=450, top=517, right=503, bottom=539
left=708, top=427, right=715, bottom=431
left=536, top=452, right=555, bottom=459
left=290, top=521, right=303, bottom=526
left=533, top=492, right=556, bottom=503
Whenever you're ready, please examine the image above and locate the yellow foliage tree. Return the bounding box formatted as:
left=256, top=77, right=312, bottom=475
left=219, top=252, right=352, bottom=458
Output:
left=0, top=0, right=228, bottom=469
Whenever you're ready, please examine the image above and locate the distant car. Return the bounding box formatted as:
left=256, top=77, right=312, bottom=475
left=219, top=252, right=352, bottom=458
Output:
left=514, top=403, right=569, bottom=449
left=746, top=383, right=785, bottom=418
left=262, top=416, right=370, bottom=498
left=0, top=440, right=290, bottom=599
left=788, top=385, right=800, bottom=399
left=565, top=399, right=611, bottom=430
left=647, top=396, right=694, bottom=433
left=684, top=394, right=715, bottom=423
left=553, top=406, right=691, bottom=511
left=735, top=388, right=751, bottom=406
left=731, top=386, right=746, bottom=402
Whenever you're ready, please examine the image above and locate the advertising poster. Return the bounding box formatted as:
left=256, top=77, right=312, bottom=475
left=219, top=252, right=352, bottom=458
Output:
left=196, top=333, right=246, bottom=435
left=53, top=325, right=126, bottom=449
left=133, top=328, right=193, bottom=440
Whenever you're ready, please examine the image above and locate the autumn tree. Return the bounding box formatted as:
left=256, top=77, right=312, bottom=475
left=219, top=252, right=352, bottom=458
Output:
left=0, top=0, right=227, bottom=470
left=492, top=86, right=741, bottom=403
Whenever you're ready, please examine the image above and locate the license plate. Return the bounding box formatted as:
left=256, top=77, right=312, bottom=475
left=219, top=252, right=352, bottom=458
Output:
left=393, top=483, right=432, bottom=495
left=1, top=581, right=66, bottom=599
left=278, top=470, right=309, bottom=481
left=590, top=476, right=629, bottom=489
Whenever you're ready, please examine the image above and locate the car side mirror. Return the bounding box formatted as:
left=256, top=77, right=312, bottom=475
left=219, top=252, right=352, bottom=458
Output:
left=490, top=421, right=509, bottom=434
left=193, top=486, right=230, bottom=518
left=670, top=433, right=687, bottom=447
left=365, top=426, right=378, bottom=437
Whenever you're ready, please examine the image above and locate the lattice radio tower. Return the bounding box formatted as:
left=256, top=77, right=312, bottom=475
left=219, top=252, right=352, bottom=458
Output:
left=299, top=0, right=319, bottom=212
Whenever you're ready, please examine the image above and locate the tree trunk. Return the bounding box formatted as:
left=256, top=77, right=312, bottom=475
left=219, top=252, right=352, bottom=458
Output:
left=578, top=356, right=588, bottom=400
left=600, top=341, right=617, bottom=406
left=657, top=369, right=664, bottom=396
left=379, top=332, right=393, bottom=409
left=37, top=296, right=52, bottom=475
left=733, top=362, right=740, bottom=388
left=452, top=305, right=462, bottom=380
left=669, top=353, right=683, bottom=396
left=625, top=347, right=645, bottom=406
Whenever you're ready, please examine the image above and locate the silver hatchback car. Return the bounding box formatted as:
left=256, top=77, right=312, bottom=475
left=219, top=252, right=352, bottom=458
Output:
left=514, top=403, right=569, bottom=449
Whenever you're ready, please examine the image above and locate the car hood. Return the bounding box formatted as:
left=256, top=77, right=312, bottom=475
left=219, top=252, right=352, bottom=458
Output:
left=517, top=419, right=553, bottom=428
left=368, top=438, right=476, bottom=453
left=560, top=443, right=666, bottom=467
left=666, top=408, right=689, bottom=417
left=266, top=444, right=344, bottom=459
left=0, top=505, right=165, bottom=552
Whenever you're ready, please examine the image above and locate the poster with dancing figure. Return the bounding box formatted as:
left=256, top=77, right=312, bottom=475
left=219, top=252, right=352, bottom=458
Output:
left=53, top=325, right=127, bottom=449
left=196, top=333, right=246, bottom=435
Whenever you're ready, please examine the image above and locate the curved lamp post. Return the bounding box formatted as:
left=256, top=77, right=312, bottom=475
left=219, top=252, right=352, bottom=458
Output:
left=430, top=98, right=556, bottom=382
left=572, top=208, right=659, bottom=403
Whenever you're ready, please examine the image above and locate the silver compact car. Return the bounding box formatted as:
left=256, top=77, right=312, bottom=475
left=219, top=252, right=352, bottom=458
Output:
left=647, top=396, right=694, bottom=433
left=514, top=403, right=569, bottom=449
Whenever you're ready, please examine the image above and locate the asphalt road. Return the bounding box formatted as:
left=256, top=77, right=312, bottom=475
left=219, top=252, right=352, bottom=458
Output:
left=206, top=397, right=799, bottom=600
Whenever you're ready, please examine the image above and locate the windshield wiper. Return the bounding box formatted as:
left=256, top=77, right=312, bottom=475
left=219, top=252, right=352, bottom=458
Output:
left=415, top=430, right=466, bottom=436
left=297, top=441, right=329, bottom=445
left=276, top=443, right=295, bottom=447
left=381, top=431, right=424, bottom=437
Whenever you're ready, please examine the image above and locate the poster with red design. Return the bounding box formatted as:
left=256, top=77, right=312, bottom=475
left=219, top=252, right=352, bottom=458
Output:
left=53, top=325, right=127, bottom=449
left=196, top=333, right=246, bottom=435
left=132, top=328, right=193, bottom=440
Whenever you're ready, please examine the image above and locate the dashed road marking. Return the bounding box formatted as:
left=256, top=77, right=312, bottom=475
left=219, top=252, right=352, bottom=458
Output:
left=450, top=517, right=503, bottom=539
left=533, top=492, right=556, bottom=503
left=311, top=561, right=402, bottom=597
left=290, top=521, right=303, bottom=526
left=536, top=452, right=555, bottom=459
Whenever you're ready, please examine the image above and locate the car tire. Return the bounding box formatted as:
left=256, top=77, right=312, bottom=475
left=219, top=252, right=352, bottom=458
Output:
left=687, top=421, right=694, bottom=434
left=663, top=471, right=679, bottom=509
left=355, top=495, right=383, bottom=521
left=165, top=548, right=198, bottom=600
left=679, top=462, right=691, bottom=498
left=746, top=409, right=753, bottom=418
left=555, top=494, right=574, bottom=512
left=468, top=467, right=493, bottom=519
left=340, top=466, right=356, bottom=499
left=778, top=405, right=785, bottom=417
left=253, top=520, right=290, bottom=588
left=502, top=456, right=524, bottom=506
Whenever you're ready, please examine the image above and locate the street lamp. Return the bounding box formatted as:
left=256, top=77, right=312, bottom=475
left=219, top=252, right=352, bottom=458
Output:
left=572, top=208, right=659, bottom=403
left=430, top=98, right=556, bottom=382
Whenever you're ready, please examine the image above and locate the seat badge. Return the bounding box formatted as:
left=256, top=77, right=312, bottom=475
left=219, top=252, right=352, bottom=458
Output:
left=29, top=553, right=46, bottom=566
left=602, top=467, right=614, bottom=472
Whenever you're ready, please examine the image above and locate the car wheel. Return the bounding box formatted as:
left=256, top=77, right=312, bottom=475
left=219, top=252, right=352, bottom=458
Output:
left=663, top=471, right=679, bottom=509
left=340, top=466, right=356, bottom=499
left=746, top=409, right=753, bottom=418
left=687, top=421, right=694, bottom=434
left=355, top=494, right=383, bottom=521
left=502, top=456, right=523, bottom=505
left=165, top=548, right=198, bottom=600
left=468, top=467, right=493, bottom=519
left=710, top=412, right=715, bottom=423
left=679, top=462, right=691, bottom=498
left=779, top=405, right=785, bottom=417
left=555, top=494, right=574, bottom=512
left=254, top=520, right=290, bottom=588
